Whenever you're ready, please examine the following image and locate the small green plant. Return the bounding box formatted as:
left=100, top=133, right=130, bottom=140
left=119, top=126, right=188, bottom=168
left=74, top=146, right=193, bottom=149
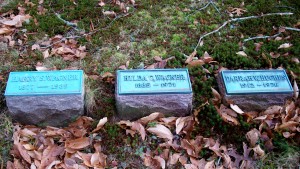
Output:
left=84, top=77, right=98, bottom=115
left=106, top=124, right=119, bottom=139
left=0, top=111, right=13, bottom=167
left=147, top=122, right=157, bottom=127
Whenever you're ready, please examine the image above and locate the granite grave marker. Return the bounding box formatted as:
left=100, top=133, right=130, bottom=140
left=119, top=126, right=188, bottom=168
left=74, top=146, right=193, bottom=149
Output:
left=116, top=69, right=193, bottom=120
left=5, top=70, right=84, bottom=126
left=217, top=69, right=293, bottom=111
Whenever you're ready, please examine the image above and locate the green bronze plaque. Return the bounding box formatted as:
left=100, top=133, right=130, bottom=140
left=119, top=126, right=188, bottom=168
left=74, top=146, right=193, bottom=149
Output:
left=117, top=69, right=192, bottom=95
left=5, top=70, right=83, bottom=96
left=221, top=70, right=293, bottom=95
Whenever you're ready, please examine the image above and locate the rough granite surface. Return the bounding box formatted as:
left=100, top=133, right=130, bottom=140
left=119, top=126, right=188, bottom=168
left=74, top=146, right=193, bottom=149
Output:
left=115, top=80, right=192, bottom=120
left=6, top=94, right=84, bottom=127
left=217, top=73, right=293, bottom=112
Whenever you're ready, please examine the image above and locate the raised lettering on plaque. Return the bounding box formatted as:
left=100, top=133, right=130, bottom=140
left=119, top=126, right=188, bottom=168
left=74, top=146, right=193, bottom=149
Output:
left=221, top=70, right=293, bottom=95
left=117, top=69, right=192, bottom=95
left=5, top=70, right=83, bottom=96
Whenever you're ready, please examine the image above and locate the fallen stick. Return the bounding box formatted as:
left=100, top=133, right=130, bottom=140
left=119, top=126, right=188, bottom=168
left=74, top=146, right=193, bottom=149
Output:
left=243, top=33, right=281, bottom=42
left=283, top=26, right=300, bottom=32
left=194, top=12, right=293, bottom=51
left=243, top=26, right=300, bottom=42
left=54, top=13, right=81, bottom=31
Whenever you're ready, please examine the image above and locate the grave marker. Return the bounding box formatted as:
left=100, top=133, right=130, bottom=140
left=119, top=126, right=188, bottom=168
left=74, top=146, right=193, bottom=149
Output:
left=116, top=69, right=193, bottom=120
left=217, top=69, right=293, bottom=111
left=5, top=70, right=84, bottom=126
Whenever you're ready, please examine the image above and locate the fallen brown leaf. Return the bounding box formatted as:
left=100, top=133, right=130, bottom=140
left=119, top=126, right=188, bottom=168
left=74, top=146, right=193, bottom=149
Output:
left=254, top=42, right=263, bottom=51
left=101, top=72, right=114, bottom=78
left=92, top=117, right=107, bottom=133
left=294, top=80, right=299, bottom=99
left=160, top=117, right=177, bottom=127
left=138, top=112, right=164, bottom=125
left=220, top=104, right=238, bottom=117
left=185, top=50, right=197, bottom=64
left=202, top=51, right=213, bottom=63
left=282, top=131, right=295, bottom=138
left=246, top=129, right=260, bottom=147
left=65, top=137, right=90, bottom=150
left=76, top=152, right=93, bottom=167
left=118, top=65, right=127, bottom=70
left=275, top=121, right=298, bottom=131
left=131, top=122, right=146, bottom=141
left=42, top=49, right=50, bottom=59
left=98, top=0, right=105, bottom=6
left=204, top=160, right=215, bottom=169
left=178, top=155, right=188, bottom=165
left=2, top=14, right=31, bottom=27
left=175, top=116, right=194, bottom=135
left=228, top=7, right=247, bottom=16
left=187, top=60, right=205, bottom=67
left=252, top=145, right=265, bottom=158
left=147, top=124, right=173, bottom=141
left=144, top=154, right=165, bottom=169
left=236, top=51, right=247, bottom=57
left=278, top=43, right=292, bottom=49
left=184, top=164, right=198, bottom=169
left=0, top=27, right=13, bottom=35
left=270, top=52, right=280, bottom=58
left=262, top=105, right=282, bottom=115
left=168, top=153, right=181, bottom=165
left=220, top=111, right=240, bottom=125
left=153, top=156, right=166, bottom=169
left=16, top=143, right=32, bottom=164
left=40, top=145, right=64, bottom=168
left=102, top=11, right=117, bottom=17
left=230, top=104, right=244, bottom=115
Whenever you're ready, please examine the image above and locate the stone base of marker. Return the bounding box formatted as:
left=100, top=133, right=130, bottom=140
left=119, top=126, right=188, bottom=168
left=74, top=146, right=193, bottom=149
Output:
left=116, top=93, right=193, bottom=120
left=217, top=73, right=293, bottom=112
left=5, top=70, right=85, bottom=127
left=6, top=94, right=84, bottom=127
left=115, top=69, right=193, bottom=120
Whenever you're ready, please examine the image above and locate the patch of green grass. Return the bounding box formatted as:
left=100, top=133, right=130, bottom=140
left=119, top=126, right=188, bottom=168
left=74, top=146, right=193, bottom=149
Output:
left=257, top=133, right=300, bottom=168
left=101, top=124, right=145, bottom=168
left=0, top=111, right=13, bottom=168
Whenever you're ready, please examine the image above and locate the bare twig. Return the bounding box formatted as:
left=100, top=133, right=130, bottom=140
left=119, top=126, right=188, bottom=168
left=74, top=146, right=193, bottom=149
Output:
left=186, top=1, right=220, bottom=19
left=85, top=11, right=133, bottom=36
left=55, top=13, right=81, bottom=31
left=275, top=5, right=296, bottom=10
left=243, top=33, right=281, bottom=42
left=282, top=26, right=300, bottom=32
left=209, top=0, right=220, bottom=14
left=198, top=2, right=211, bottom=11
left=243, top=26, right=300, bottom=42
left=194, top=12, right=293, bottom=51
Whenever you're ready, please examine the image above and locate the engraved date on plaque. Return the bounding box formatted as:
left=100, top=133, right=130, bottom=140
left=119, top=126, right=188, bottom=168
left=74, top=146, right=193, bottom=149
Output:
left=117, top=69, right=192, bottom=95
left=221, top=70, right=293, bottom=95
left=5, top=70, right=83, bottom=96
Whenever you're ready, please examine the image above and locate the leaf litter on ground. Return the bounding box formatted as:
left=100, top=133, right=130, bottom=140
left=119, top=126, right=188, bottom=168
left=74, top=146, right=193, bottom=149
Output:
left=7, top=97, right=299, bottom=168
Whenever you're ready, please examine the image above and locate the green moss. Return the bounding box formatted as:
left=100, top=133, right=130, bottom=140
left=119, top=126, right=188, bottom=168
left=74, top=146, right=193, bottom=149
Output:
left=150, top=48, right=167, bottom=57
left=213, top=42, right=264, bottom=69
left=171, top=33, right=187, bottom=46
